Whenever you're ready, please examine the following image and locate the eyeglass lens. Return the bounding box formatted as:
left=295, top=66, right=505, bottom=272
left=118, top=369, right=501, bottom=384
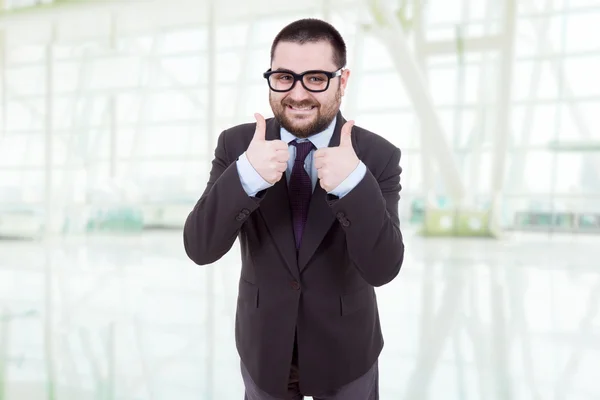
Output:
left=268, top=72, right=329, bottom=92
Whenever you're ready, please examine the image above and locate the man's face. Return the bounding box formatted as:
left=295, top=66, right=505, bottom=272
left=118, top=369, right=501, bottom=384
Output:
left=268, top=41, right=350, bottom=138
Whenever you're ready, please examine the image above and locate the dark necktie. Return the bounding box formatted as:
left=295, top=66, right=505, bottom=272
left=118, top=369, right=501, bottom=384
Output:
left=289, top=140, right=314, bottom=250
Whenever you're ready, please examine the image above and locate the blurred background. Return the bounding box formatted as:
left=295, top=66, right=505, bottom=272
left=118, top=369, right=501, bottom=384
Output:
left=1, top=0, right=599, bottom=398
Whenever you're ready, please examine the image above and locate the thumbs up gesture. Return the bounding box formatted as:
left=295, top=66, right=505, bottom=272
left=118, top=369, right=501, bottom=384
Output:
left=246, top=113, right=290, bottom=184
left=314, top=120, right=359, bottom=193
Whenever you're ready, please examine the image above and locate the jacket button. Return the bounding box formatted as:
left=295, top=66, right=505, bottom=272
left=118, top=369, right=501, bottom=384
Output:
left=336, top=212, right=345, bottom=219
left=241, top=208, right=250, bottom=215
left=291, top=281, right=300, bottom=290
left=236, top=213, right=245, bottom=221
left=342, top=219, right=351, bottom=227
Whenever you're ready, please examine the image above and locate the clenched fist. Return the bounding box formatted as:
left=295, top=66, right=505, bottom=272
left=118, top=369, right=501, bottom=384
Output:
left=314, top=120, right=359, bottom=192
left=246, top=113, right=290, bottom=184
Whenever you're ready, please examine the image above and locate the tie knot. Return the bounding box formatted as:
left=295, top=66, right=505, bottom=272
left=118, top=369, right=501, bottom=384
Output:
left=291, top=141, right=314, bottom=162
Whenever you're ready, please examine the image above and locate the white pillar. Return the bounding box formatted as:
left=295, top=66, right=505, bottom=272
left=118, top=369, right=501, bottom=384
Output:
left=468, top=0, right=496, bottom=202
left=322, top=0, right=331, bottom=21
left=109, top=13, right=118, bottom=179
left=0, top=28, right=6, bottom=139
left=342, top=22, right=365, bottom=117
left=206, top=4, right=216, bottom=187
left=44, top=24, right=57, bottom=235
left=367, top=0, right=466, bottom=203
left=205, top=1, right=216, bottom=398
left=233, top=15, right=255, bottom=123
left=488, top=0, right=517, bottom=232
left=412, top=0, right=436, bottom=206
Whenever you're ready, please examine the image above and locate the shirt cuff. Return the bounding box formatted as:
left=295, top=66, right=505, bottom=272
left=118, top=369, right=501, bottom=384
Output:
left=236, top=152, right=273, bottom=197
left=328, top=161, right=367, bottom=198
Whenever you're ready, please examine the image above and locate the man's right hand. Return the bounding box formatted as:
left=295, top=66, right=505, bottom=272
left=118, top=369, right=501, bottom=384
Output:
left=246, top=113, right=289, bottom=184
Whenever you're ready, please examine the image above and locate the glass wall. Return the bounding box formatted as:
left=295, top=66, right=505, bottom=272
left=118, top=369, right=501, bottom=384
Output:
left=0, top=0, right=599, bottom=235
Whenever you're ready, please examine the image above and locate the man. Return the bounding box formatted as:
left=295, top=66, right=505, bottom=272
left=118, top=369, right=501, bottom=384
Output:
left=183, top=18, right=404, bottom=400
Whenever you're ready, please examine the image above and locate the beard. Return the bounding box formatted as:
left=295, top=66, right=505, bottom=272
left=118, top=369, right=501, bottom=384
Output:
left=270, top=86, right=341, bottom=139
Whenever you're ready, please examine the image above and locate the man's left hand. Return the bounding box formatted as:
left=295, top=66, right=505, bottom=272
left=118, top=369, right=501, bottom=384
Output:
left=314, top=120, right=359, bottom=193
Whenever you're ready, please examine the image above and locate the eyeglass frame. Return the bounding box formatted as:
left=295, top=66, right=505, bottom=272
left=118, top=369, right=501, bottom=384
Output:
left=262, top=68, right=343, bottom=93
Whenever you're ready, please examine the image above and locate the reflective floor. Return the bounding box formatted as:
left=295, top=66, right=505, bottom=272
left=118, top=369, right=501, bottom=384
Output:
left=1, top=228, right=599, bottom=399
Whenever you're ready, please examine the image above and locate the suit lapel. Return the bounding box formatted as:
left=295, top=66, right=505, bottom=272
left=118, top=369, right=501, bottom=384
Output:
left=259, top=112, right=354, bottom=274
left=297, top=112, right=346, bottom=271
left=297, top=184, right=335, bottom=270
left=258, top=117, right=300, bottom=280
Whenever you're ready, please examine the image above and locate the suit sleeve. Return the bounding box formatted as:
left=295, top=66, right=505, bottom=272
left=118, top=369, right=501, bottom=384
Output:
left=327, top=161, right=367, bottom=198
left=183, top=130, right=262, bottom=265
left=328, top=147, right=404, bottom=287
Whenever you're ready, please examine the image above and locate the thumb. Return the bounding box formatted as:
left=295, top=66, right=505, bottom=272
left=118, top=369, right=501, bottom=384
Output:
left=340, top=120, right=354, bottom=147
left=253, top=113, right=266, bottom=141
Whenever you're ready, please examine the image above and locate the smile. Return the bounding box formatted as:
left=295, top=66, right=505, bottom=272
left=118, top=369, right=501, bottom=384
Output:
left=287, top=105, right=317, bottom=112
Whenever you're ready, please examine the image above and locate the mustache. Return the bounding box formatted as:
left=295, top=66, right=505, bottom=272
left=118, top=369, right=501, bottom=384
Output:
left=283, top=100, right=319, bottom=108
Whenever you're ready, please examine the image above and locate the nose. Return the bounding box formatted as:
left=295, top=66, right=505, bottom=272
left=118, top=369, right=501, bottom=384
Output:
left=287, top=79, right=311, bottom=100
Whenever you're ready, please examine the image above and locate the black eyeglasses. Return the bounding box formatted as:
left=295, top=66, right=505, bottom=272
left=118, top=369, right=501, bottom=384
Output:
left=263, top=68, right=343, bottom=93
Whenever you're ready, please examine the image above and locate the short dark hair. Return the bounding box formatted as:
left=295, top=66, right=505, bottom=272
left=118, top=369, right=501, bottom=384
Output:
left=270, top=18, right=347, bottom=69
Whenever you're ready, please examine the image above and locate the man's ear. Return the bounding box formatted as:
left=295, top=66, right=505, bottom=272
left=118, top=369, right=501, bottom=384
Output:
left=340, top=68, right=351, bottom=96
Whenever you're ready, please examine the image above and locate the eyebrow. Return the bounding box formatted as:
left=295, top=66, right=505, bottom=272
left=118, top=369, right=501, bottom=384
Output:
left=271, top=68, right=331, bottom=74
left=271, top=68, right=299, bottom=74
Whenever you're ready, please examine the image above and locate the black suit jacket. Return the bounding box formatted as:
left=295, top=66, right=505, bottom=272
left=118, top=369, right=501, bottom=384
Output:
left=183, top=111, right=404, bottom=397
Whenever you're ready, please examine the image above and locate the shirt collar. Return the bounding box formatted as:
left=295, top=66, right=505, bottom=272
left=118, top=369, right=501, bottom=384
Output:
left=280, top=116, right=337, bottom=149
